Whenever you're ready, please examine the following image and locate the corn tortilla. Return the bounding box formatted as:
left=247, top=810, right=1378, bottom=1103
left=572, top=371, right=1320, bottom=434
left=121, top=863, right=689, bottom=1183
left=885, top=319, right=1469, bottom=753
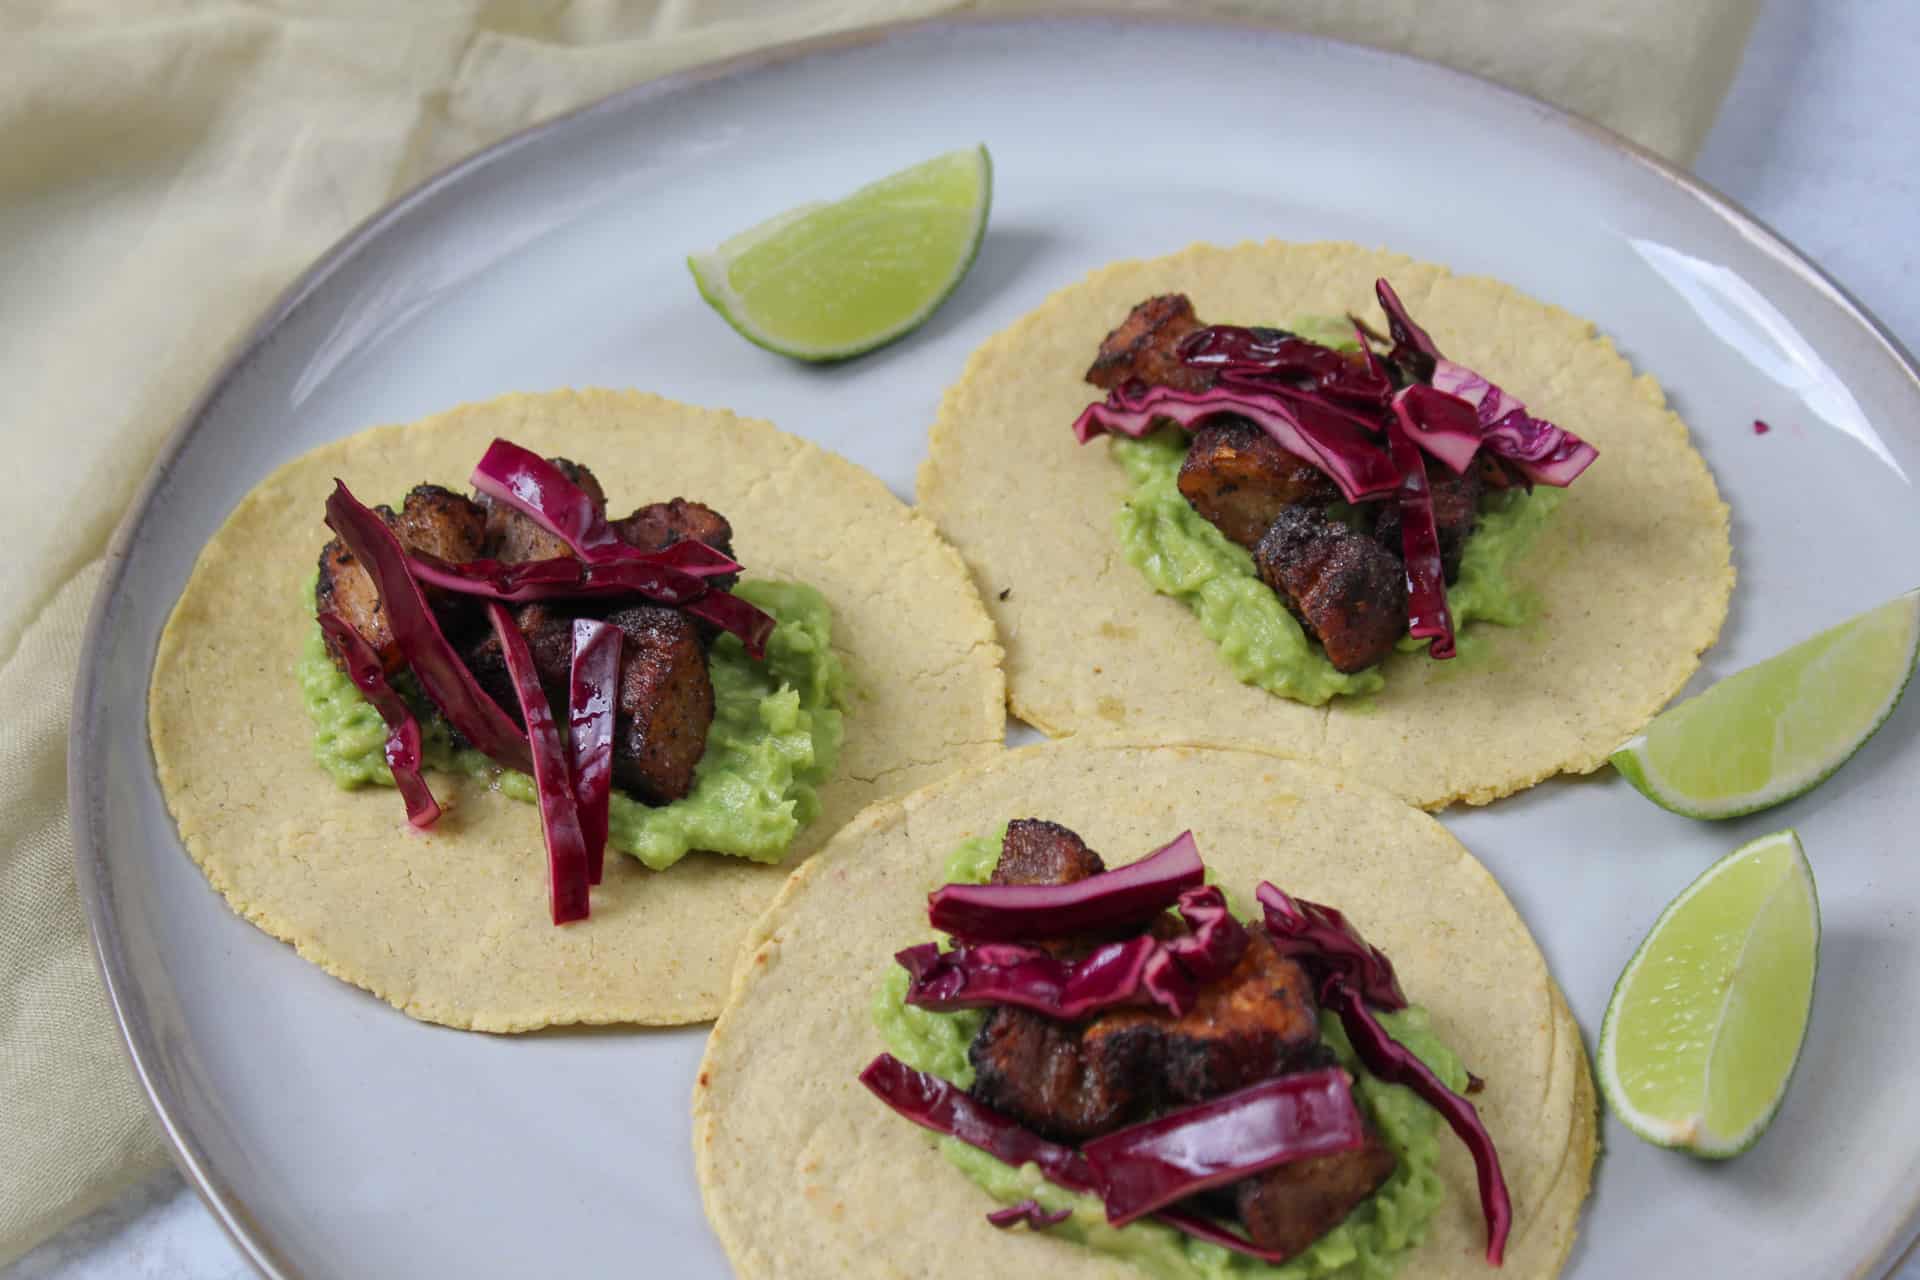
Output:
left=149, top=389, right=1005, bottom=1030
left=695, top=740, right=1595, bottom=1278
left=917, top=242, right=1734, bottom=808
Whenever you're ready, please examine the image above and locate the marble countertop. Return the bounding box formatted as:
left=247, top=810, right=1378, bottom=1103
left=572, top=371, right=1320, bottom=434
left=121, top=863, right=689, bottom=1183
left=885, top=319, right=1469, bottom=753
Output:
left=10, top=0, right=1917, bottom=1275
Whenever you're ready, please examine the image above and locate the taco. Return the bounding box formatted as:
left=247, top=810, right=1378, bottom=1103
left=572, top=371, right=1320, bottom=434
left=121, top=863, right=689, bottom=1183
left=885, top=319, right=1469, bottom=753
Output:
left=695, top=741, right=1595, bottom=1278
left=148, top=389, right=1004, bottom=1029
left=918, top=241, right=1732, bottom=808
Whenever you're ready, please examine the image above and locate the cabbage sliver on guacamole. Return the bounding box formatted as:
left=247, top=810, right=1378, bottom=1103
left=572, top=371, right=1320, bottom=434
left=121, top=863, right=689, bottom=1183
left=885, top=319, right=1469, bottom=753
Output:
left=301, top=579, right=845, bottom=871
left=1112, top=429, right=1561, bottom=706
left=869, top=833, right=1467, bottom=1280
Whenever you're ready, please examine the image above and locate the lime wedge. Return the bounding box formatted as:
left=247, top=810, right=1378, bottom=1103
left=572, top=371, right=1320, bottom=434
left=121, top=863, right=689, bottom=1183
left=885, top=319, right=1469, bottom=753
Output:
left=1599, top=830, right=1819, bottom=1158
left=687, top=145, right=992, bottom=362
left=1612, top=588, right=1920, bottom=819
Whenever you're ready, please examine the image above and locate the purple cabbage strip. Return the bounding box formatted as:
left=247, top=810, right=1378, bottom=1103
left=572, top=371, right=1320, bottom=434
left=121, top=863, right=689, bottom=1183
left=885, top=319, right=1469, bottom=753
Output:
left=324, top=482, right=532, bottom=774
left=1071, top=386, right=1401, bottom=504
left=407, top=552, right=711, bottom=606
left=1431, top=360, right=1599, bottom=486
left=470, top=438, right=774, bottom=655
left=684, top=589, right=774, bottom=661
left=858, top=1054, right=1296, bottom=1264
left=487, top=603, right=591, bottom=925
left=471, top=439, right=631, bottom=561
left=568, top=619, right=621, bottom=887
left=1256, top=883, right=1406, bottom=1010
left=1177, top=325, right=1394, bottom=406
left=1382, top=417, right=1456, bottom=659
left=1258, top=881, right=1509, bottom=1264
left=1321, top=984, right=1511, bottom=1265
left=900, top=885, right=1249, bottom=1020
left=985, top=1201, right=1073, bottom=1231
left=927, top=831, right=1205, bottom=943
left=1373, top=278, right=1439, bottom=380
left=1389, top=384, right=1483, bottom=477
left=316, top=612, right=441, bottom=829
left=1081, top=1068, right=1367, bottom=1226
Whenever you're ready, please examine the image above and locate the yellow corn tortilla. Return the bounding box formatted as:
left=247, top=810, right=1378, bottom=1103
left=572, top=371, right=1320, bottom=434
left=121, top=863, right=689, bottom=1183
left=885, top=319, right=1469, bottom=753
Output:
left=149, top=389, right=1005, bottom=1030
left=918, top=241, right=1734, bottom=808
left=695, top=740, right=1596, bottom=1278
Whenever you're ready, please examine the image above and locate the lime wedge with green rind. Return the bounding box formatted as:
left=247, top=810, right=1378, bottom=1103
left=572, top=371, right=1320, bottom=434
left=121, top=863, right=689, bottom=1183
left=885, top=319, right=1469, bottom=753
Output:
left=688, top=145, right=991, bottom=362
left=1599, top=829, right=1819, bottom=1158
left=1612, top=588, right=1920, bottom=819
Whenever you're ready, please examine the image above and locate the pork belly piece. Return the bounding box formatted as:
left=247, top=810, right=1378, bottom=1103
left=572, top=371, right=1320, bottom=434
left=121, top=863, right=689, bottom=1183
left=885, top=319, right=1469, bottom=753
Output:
left=992, top=818, right=1107, bottom=886
left=479, top=456, right=607, bottom=564
left=1178, top=420, right=1342, bottom=549
left=1233, top=1132, right=1398, bottom=1260
left=605, top=604, right=713, bottom=805
left=612, top=498, right=735, bottom=560
left=1081, top=932, right=1325, bottom=1108
left=1254, top=506, right=1408, bottom=674
left=317, top=485, right=488, bottom=673
left=1373, top=460, right=1484, bottom=583
left=1085, top=294, right=1213, bottom=394
left=967, top=1006, right=1139, bottom=1143
left=462, top=602, right=713, bottom=804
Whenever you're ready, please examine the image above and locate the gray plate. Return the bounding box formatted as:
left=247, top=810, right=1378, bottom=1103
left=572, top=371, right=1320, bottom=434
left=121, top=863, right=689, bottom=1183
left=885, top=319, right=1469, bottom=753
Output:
left=72, top=15, right=1920, bottom=1279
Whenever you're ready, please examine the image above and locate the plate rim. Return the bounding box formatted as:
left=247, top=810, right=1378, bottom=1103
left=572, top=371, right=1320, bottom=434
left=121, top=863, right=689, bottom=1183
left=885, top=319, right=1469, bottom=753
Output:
left=66, top=12, right=1920, bottom=1279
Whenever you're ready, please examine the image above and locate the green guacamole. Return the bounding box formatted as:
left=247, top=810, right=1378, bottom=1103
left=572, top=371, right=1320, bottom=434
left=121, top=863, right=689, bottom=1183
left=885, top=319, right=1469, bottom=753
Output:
left=872, top=835, right=1464, bottom=1280
left=297, top=579, right=845, bottom=871
left=1110, top=430, right=1560, bottom=708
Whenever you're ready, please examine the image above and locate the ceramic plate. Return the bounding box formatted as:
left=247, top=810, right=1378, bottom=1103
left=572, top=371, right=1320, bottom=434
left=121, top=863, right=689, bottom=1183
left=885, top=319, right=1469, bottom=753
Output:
left=73, top=16, right=1920, bottom=1278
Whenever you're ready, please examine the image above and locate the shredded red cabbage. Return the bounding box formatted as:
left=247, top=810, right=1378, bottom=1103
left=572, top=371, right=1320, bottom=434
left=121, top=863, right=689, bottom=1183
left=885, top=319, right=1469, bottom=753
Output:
left=985, top=1201, right=1072, bottom=1231
left=406, top=552, right=713, bottom=606
left=1257, top=881, right=1509, bottom=1264
left=927, top=831, right=1205, bottom=942
left=1390, top=384, right=1483, bottom=477
left=1177, top=325, right=1393, bottom=407
left=683, top=589, right=775, bottom=660
left=858, top=1054, right=1294, bottom=1263
left=1082, top=1068, right=1367, bottom=1226
left=1071, top=386, right=1401, bottom=504
left=900, top=885, right=1249, bottom=1020
left=324, top=482, right=531, bottom=773
left=1256, top=884, right=1405, bottom=1009
left=316, top=611, right=441, bottom=828
left=1373, top=278, right=1439, bottom=380
left=469, top=438, right=773, bottom=656
left=486, top=603, right=590, bottom=925
left=1430, top=360, right=1598, bottom=487
left=1321, top=984, right=1511, bottom=1265
left=1382, top=415, right=1455, bottom=659
left=568, top=619, right=620, bottom=886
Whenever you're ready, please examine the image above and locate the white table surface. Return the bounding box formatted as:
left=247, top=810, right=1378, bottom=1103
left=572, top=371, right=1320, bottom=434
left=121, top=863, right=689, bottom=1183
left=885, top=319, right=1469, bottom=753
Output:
left=11, top=0, right=1917, bottom=1276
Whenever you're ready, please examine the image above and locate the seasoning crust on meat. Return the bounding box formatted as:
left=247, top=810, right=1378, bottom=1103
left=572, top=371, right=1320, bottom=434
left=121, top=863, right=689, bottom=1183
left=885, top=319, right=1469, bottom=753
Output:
left=1178, top=420, right=1341, bottom=550
left=1256, top=506, right=1408, bottom=673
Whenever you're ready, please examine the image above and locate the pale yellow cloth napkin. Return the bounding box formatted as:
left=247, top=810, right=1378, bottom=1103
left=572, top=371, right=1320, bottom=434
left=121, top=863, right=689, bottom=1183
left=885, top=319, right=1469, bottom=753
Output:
left=0, top=0, right=1757, bottom=1264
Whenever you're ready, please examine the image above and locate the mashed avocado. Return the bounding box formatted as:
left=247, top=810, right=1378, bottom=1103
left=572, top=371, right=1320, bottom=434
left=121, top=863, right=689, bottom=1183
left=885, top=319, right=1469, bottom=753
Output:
left=297, top=579, right=845, bottom=871
left=871, top=834, right=1463, bottom=1280
left=1110, top=429, right=1560, bottom=708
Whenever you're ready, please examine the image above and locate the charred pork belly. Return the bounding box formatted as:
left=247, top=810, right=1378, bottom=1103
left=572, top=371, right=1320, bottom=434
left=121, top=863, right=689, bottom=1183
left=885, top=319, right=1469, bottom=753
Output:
left=1178, top=420, right=1342, bottom=550
left=1082, top=932, right=1326, bottom=1108
left=479, top=457, right=606, bottom=563
left=317, top=485, right=488, bottom=674
left=1235, top=1134, right=1398, bottom=1258
left=1255, top=506, right=1408, bottom=673
left=605, top=605, right=714, bottom=805
left=1373, top=460, right=1484, bottom=583
left=968, top=1007, right=1140, bottom=1143
left=613, top=498, right=735, bottom=560
left=992, top=818, right=1107, bottom=886
left=1085, top=294, right=1213, bottom=394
